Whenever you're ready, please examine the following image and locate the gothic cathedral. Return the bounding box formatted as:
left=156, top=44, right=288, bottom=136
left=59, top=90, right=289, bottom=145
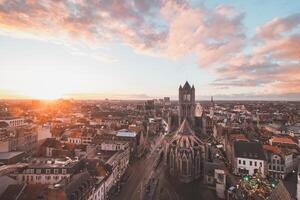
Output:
left=165, top=81, right=206, bottom=183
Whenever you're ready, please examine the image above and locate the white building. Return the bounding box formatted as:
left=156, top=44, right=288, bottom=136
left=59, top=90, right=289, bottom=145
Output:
left=100, top=141, right=129, bottom=151
left=67, top=130, right=82, bottom=144
left=264, top=144, right=293, bottom=179
left=215, top=169, right=226, bottom=199
left=17, top=157, right=80, bottom=185
left=0, top=117, right=25, bottom=127
left=233, top=141, right=267, bottom=177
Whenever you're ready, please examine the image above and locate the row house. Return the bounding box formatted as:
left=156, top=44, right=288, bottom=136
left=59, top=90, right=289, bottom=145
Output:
left=104, top=148, right=130, bottom=195
left=0, top=117, right=25, bottom=127
left=99, top=141, right=129, bottom=151
left=66, top=128, right=96, bottom=145
left=269, top=136, right=298, bottom=149
left=264, top=144, right=293, bottom=179
left=94, top=129, right=144, bottom=158
left=17, top=157, right=81, bottom=185
left=37, top=138, right=74, bottom=158
left=233, top=141, right=267, bottom=177
left=0, top=125, right=38, bottom=153
left=67, top=129, right=82, bottom=144
left=0, top=172, right=97, bottom=200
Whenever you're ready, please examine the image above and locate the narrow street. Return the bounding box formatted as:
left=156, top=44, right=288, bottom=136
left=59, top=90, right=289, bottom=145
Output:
left=113, top=134, right=165, bottom=200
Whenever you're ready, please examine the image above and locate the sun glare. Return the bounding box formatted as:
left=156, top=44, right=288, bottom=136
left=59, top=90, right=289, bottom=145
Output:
left=28, top=90, right=63, bottom=100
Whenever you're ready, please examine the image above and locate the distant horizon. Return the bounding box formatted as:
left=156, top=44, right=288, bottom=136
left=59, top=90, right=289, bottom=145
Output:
left=0, top=96, right=299, bottom=102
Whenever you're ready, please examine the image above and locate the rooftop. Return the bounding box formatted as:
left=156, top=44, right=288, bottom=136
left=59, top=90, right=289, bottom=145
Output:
left=271, top=136, right=297, bottom=145
left=0, top=151, right=24, bottom=160
left=234, top=141, right=266, bottom=160
left=115, top=129, right=136, bottom=137
left=28, top=157, right=79, bottom=168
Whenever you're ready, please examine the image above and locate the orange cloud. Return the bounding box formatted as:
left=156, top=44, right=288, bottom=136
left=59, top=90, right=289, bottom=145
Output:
left=0, top=0, right=299, bottom=97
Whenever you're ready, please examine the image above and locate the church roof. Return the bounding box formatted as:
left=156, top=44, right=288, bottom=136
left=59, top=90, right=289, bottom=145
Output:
left=234, top=141, right=266, bottom=160
left=269, top=181, right=292, bottom=200
left=169, top=119, right=204, bottom=148
left=176, top=119, right=194, bottom=136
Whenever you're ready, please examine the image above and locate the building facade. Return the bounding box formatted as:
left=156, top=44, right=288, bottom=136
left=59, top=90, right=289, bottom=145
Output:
left=165, top=119, right=205, bottom=183
left=17, top=158, right=80, bottom=185
left=264, top=145, right=293, bottom=179
left=233, top=141, right=267, bottom=177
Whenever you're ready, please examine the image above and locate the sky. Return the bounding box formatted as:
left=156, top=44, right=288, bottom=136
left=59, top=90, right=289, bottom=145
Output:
left=0, top=0, right=299, bottom=100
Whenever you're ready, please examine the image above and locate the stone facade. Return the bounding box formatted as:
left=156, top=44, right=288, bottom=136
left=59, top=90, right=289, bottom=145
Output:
left=165, top=119, right=205, bottom=183
left=179, top=81, right=195, bottom=127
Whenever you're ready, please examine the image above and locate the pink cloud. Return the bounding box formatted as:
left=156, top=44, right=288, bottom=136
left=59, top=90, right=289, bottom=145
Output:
left=0, top=0, right=299, bottom=96
left=160, top=1, right=245, bottom=66
left=0, top=0, right=165, bottom=49
left=256, top=13, right=300, bottom=40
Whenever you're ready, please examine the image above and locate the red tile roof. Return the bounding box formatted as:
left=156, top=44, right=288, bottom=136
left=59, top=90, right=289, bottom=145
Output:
left=263, top=144, right=281, bottom=154
left=271, top=137, right=297, bottom=145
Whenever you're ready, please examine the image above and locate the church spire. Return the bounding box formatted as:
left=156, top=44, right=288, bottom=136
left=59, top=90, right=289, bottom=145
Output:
left=183, top=81, right=191, bottom=89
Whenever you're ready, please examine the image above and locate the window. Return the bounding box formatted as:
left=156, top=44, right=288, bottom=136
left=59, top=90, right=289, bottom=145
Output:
left=36, top=169, right=41, bottom=174
left=54, top=169, right=59, bottom=174
left=62, top=169, right=67, bottom=174
left=243, top=160, right=246, bottom=165
left=250, top=161, right=252, bottom=166
left=260, top=162, right=262, bottom=167
left=46, top=169, right=51, bottom=174
left=277, top=160, right=279, bottom=164
left=46, top=176, right=51, bottom=180
left=239, top=160, right=241, bottom=164
left=255, top=161, right=257, bottom=166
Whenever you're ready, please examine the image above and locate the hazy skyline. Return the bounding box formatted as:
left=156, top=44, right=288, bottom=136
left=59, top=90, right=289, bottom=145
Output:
left=0, top=0, right=300, bottom=100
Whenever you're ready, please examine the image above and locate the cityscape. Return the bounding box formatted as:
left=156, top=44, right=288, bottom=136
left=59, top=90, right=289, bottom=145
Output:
left=0, top=1, right=300, bottom=200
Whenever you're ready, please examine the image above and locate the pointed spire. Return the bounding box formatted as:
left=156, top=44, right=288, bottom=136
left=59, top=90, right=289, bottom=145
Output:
left=183, top=81, right=191, bottom=89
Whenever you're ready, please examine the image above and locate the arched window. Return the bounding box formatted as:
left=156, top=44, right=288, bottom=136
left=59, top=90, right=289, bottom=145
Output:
left=196, top=151, right=201, bottom=174
left=181, top=154, right=189, bottom=176
left=170, top=150, right=175, bottom=170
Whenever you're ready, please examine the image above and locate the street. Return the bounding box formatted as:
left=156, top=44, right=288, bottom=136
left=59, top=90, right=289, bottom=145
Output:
left=113, top=134, right=165, bottom=200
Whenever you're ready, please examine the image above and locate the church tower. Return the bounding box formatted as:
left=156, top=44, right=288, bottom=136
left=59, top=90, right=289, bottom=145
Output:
left=179, top=81, right=195, bottom=126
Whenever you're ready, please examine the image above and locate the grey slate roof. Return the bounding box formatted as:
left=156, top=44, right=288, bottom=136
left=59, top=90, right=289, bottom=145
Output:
left=234, top=141, right=266, bottom=160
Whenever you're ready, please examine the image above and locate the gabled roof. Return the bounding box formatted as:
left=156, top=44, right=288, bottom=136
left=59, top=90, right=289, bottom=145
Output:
left=269, top=181, right=292, bottom=200
left=271, top=136, right=297, bottom=145
left=169, top=119, right=204, bottom=148
left=176, top=119, right=194, bottom=136
left=263, top=144, right=282, bottom=154
left=234, top=141, right=266, bottom=160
